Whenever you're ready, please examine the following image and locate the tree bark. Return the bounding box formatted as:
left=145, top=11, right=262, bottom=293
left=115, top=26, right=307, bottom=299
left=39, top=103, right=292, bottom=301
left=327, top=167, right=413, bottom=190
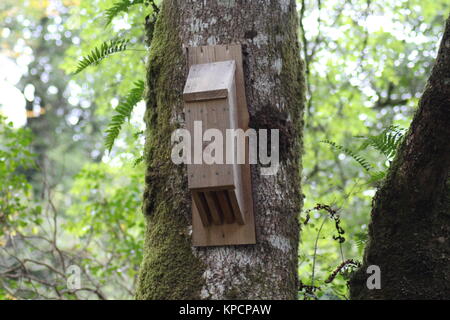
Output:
left=135, top=0, right=305, bottom=300
left=350, top=16, right=450, bottom=299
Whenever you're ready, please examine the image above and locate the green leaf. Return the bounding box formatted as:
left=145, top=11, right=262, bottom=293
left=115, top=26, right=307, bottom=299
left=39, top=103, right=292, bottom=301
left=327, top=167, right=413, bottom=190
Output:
left=358, top=125, right=406, bottom=159
left=105, top=80, right=145, bottom=153
left=321, top=139, right=373, bottom=172
left=104, top=0, right=145, bottom=26
left=73, top=39, right=130, bottom=75
left=104, top=0, right=159, bottom=26
left=367, top=170, right=387, bottom=185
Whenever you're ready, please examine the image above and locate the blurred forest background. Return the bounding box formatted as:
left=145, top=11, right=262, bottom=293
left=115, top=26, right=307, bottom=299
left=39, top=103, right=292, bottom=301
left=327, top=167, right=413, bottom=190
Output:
left=0, top=0, right=448, bottom=299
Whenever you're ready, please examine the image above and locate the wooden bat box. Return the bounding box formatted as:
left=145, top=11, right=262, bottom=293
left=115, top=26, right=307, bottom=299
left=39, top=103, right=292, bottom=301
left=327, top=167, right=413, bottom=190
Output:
left=183, top=45, right=256, bottom=247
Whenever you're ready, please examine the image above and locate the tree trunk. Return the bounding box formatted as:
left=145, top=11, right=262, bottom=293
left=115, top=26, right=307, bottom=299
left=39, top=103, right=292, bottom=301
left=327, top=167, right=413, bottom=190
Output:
left=350, top=16, right=450, bottom=300
left=135, top=0, right=305, bottom=300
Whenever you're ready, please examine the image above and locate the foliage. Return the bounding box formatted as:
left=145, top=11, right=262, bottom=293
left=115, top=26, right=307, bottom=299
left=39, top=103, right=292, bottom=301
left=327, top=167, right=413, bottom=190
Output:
left=104, top=0, right=159, bottom=26
left=65, top=160, right=145, bottom=298
left=67, top=0, right=153, bottom=152
left=321, top=139, right=373, bottom=172
left=105, top=0, right=146, bottom=26
left=0, top=0, right=147, bottom=298
left=0, top=116, right=35, bottom=237
left=0, top=116, right=145, bottom=299
left=299, top=203, right=361, bottom=300
left=62, top=0, right=148, bottom=117
left=105, top=80, right=145, bottom=152
left=73, top=39, right=130, bottom=75
left=322, top=125, right=406, bottom=184
left=358, top=125, right=406, bottom=159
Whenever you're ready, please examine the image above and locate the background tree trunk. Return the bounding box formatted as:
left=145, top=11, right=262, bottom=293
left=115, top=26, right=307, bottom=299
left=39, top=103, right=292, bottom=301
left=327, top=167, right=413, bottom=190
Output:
left=135, top=0, right=305, bottom=300
left=350, top=16, right=450, bottom=299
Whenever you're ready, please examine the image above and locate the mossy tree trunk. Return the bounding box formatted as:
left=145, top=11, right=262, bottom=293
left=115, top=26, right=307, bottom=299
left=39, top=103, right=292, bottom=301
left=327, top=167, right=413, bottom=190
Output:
left=350, top=16, right=450, bottom=300
left=135, top=0, right=305, bottom=300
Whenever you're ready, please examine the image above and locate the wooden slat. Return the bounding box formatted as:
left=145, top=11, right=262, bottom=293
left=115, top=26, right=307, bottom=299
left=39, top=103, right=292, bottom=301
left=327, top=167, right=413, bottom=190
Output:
left=192, top=191, right=210, bottom=227
left=226, top=189, right=245, bottom=225
left=183, top=89, right=228, bottom=102
left=204, top=192, right=223, bottom=225
left=216, top=191, right=235, bottom=224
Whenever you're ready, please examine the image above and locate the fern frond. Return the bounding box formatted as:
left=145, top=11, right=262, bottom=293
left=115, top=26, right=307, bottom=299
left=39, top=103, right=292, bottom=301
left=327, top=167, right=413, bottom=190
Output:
left=133, top=155, right=144, bottom=167
left=367, top=170, right=387, bottom=185
left=354, top=232, right=368, bottom=252
left=358, top=125, right=406, bottom=159
left=105, top=80, right=145, bottom=152
left=104, top=0, right=145, bottom=26
left=321, top=140, right=373, bottom=172
left=73, top=39, right=129, bottom=74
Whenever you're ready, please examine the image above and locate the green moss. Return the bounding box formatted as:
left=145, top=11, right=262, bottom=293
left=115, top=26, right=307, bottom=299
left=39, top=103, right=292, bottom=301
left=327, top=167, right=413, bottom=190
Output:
left=280, top=17, right=306, bottom=208
left=135, top=1, right=205, bottom=300
left=136, top=203, right=204, bottom=300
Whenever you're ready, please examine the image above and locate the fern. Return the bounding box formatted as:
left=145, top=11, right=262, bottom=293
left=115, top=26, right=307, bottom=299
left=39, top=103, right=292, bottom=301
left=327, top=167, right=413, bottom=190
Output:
left=322, top=126, right=406, bottom=185
left=73, top=39, right=129, bottom=74
left=358, top=125, right=406, bottom=159
left=104, top=0, right=145, bottom=26
left=133, top=155, right=144, bottom=167
left=105, top=80, right=145, bottom=152
left=321, top=140, right=373, bottom=172
left=104, top=0, right=159, bottom=26
left=367, top=170, right=387, bottom=185
left=354, top=232, right=368, bottom=253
